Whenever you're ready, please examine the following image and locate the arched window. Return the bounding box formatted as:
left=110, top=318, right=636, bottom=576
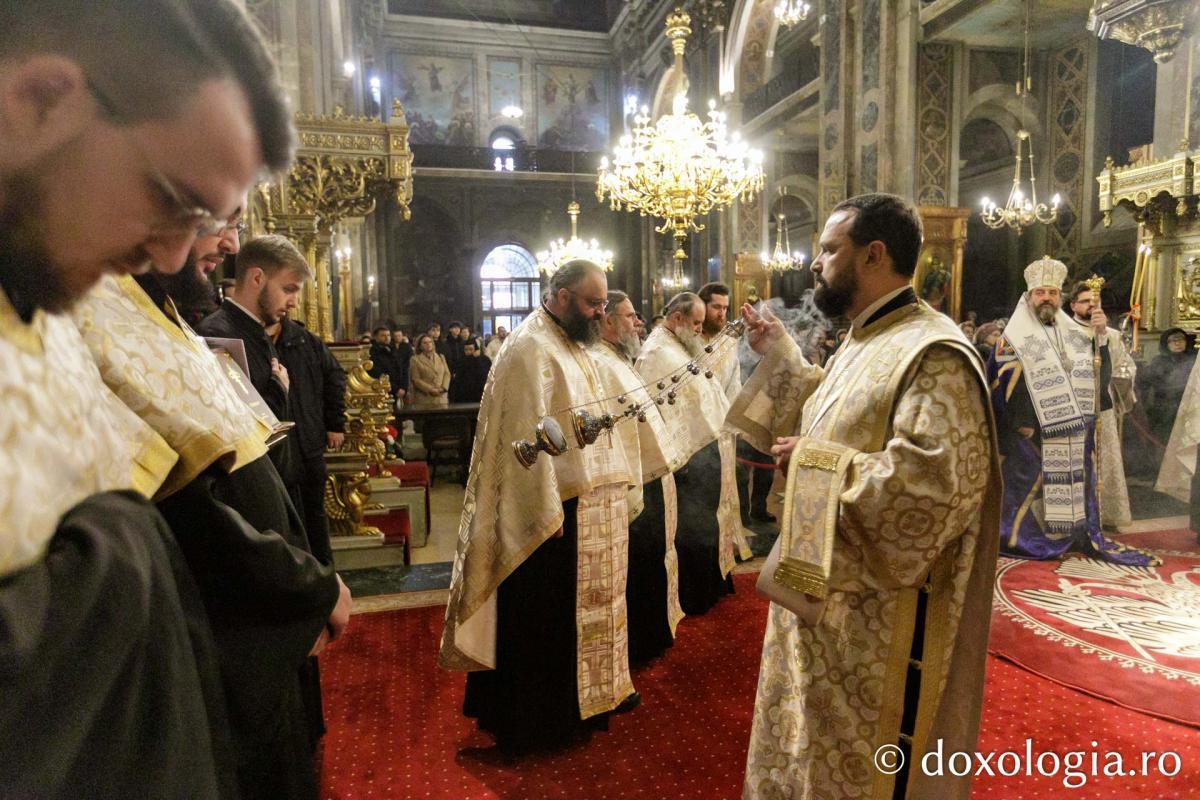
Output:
left=479, top=244, right=540, bottom=336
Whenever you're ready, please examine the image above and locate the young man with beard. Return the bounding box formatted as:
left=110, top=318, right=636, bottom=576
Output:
left=988, top=259, right=1154, bottom=567
left=0, top=1, right=319, bottom=797
left=636, top=292, right=748, bottom=615
left=68, top=60, right=349, bottom=800
left=163, top=208, right=242, bottom=326
left=591, top=290, right=684, bottom=664
left=441, top=260, right=641, bottom=753
left=1068, top=281, right=1135, bottom=528
left=196, top=235, right=309, bottom=501
left=729, top=193, right=1001, bottom=799
left=369, top=324, right=407, bottom=405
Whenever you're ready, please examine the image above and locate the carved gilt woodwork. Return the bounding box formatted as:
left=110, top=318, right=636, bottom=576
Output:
left=261, top=100, right=413, bottom=340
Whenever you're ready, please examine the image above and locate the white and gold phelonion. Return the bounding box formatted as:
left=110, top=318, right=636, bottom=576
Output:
left=512, top=318, right=746, bottom=467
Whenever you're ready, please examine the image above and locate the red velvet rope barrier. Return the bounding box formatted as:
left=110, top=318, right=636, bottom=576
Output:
left=736, top=456, right=779, bottom=471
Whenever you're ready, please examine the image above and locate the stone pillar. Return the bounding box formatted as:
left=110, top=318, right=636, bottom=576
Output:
left=915, top=43, right=956, bottom=207
left=818, top=0, right=852, bottom=219
left=1046, top=38, right=1092, bottom=270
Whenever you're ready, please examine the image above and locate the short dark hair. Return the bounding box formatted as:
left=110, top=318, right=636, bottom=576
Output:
left=831, top=193, right=923, bottom=277
left=547, top=260, right=605, bottom=297
left=697, top=282, right=730, bottom=304
left=373, top=325, right=390, bottom=336
left=448, top=321, right=463, bottom=329
left=605, top=290, right=630, bottom=314
left=0, top=0, right=295, bottom=173
left=1069, top=281, right=1094, bottom=303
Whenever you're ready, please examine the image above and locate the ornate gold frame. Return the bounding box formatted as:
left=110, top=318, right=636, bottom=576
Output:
left=259, top=100, right=414, bottom=340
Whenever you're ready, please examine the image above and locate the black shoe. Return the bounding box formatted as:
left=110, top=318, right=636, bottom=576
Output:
left=749, top=510, right=776, bottom=523
left=613, top=692, right=641, bottom=714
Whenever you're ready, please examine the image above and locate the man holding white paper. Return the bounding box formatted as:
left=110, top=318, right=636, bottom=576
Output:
left=728, top=193, right=1000, bottom=800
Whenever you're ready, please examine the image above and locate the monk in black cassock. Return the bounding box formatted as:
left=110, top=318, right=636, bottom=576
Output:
left=0, top=2, right=305, bottom=797
left=448, top=338, right=492, bottom=403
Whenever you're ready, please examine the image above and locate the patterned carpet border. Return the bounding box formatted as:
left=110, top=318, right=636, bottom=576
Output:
left=989, top=529, right=1200, bottom=728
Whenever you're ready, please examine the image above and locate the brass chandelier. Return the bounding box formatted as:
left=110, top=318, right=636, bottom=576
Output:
left=979, top=0, right=1059, bottom=234
left=596, top=8, right=763, bottom=281
left=774, top=1, right=812, bottom=28
left=536, top=201, right=614, bottom=276
left=761, top=193, right=805, bottom=273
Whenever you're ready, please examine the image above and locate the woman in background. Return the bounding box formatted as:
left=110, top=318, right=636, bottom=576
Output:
left=408, top=334, right=451, bottom=409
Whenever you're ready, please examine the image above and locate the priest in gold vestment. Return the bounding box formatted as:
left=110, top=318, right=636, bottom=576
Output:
left=590, top=290, right=685, bottom=663
left=1, top=1, right=313, bottom=795
left=441, top=260, right=639, bottom=751
left=728, top=195, right=1000, bottom=800
left=636, top=292, right=749, bottom=615
left=74, top=260, right=346, bottom=799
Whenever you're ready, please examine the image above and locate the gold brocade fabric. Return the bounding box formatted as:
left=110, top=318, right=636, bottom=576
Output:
left=575, top=483, right=634, bottom=718
left=590, top=341, right=686, bottom=634
left=1157, top=356, right=1200, bottom=503
left=727, top=302, right=1001, bottom=800
left=589, top=340, right=681, bottom=484
left=71, top=274, right=272, bottom=498
left=635, top=326, right=745, bottom=576
left=1099, top=330, right=1134, bottom=527
left=440, top=308, right=635, bottom=718
left=0, top=288, right=177, bottom=577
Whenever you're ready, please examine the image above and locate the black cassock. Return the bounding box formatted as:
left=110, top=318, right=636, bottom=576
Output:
left=673, top=441, right=736, bottom=616
left=626, top=478, right=674, bottom=664
left=463, top=498, right=621, bottom=752
left=158, top=455, right=338, bottom=800
left=0, top=492, right=236, bottom=799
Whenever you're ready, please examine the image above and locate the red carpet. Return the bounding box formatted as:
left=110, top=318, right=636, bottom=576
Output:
left=320, top=568, right=1200, bottom=798
left=319, top=573, right=762, bottom=799
left=989, top=529, right=1200, bottom=727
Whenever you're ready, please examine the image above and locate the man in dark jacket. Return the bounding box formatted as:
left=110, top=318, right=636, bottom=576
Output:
left=195, top=233, right=338, bottom=766
left=448, top=338, right=491, bottom=403
left=270, top=316, right=347, bottom=565
left=368, top=325, right=406, bottom=404
left=196, top=235, right=309, bottom=492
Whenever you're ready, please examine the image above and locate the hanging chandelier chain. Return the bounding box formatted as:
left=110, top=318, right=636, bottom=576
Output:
left=979, top=0, right=1058, bottom=234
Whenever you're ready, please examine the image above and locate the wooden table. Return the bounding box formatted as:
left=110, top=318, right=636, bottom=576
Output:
left=395, top=403, right=480, bottom=484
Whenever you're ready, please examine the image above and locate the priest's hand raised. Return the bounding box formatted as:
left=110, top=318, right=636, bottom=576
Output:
left=741, top=302, right=786, bottom=356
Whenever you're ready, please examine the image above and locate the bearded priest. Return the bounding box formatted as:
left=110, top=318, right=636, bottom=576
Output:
left=441, top=260, right=639, bottom=753
left=636, top=292, right=748, bottom=616
left=729, top=193, right=1000, bottom=799
left=988, top=257, right=1155, bottom=567
left=590, top=290, right=684, bottom=664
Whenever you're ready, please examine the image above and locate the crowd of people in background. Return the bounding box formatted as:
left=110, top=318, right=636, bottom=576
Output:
left=359, top=319, right=504, bottom=409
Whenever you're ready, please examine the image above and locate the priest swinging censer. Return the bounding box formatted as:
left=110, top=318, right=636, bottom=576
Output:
left=512, top=319, right=747, bottom=467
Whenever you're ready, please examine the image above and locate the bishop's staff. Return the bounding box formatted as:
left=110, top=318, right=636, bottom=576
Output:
left=1085, top=273, right=1106, bottom=520
left=513, top=318, right=746, bottom=467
